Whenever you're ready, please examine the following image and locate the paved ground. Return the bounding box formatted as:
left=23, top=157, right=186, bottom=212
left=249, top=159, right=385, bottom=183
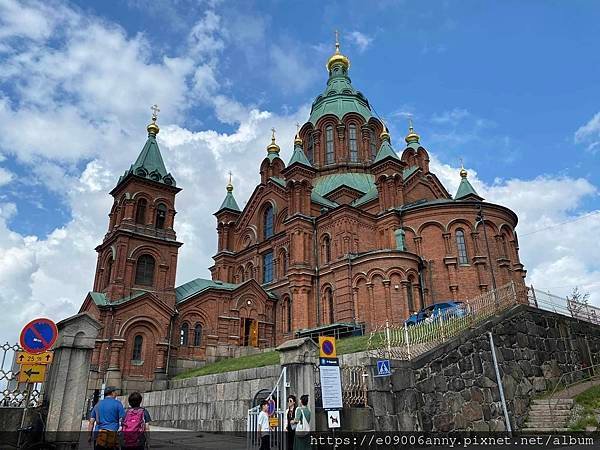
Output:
left=81, top=420, right=247, bottom=449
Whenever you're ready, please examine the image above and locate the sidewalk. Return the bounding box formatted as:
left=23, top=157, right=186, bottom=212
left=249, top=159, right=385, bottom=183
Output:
left=81, top=420, right=247, bottom=449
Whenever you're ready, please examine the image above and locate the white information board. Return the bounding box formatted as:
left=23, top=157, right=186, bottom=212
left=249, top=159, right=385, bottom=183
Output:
left=320, top=365, right=343, bottom=409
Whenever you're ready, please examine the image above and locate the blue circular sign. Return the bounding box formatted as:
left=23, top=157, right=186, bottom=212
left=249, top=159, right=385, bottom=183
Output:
left=267, top=398, right=276, bottom=416
left=20, top=318, right=58, bottom=354
left=322, top=340, right=334, bottom=356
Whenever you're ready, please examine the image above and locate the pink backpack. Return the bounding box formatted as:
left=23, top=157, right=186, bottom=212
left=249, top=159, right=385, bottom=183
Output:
left=122, top=408, right=146, bottom=448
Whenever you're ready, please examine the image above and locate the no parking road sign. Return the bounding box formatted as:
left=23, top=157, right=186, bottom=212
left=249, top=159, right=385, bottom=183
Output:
left=319, top=336, right=336, bottom=358
left=20, top=318, right=58, bottom=354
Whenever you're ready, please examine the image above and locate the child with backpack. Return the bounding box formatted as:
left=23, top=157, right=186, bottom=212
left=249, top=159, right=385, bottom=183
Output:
left=121, top=392, right=151, bottom=450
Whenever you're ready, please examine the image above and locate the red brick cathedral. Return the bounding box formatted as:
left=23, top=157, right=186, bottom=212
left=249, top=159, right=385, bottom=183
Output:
left=80, top=42, right=526, bottom=391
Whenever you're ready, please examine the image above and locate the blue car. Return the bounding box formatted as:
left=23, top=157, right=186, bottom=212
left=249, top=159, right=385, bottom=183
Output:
left=404, top=301, right=467, bottom=326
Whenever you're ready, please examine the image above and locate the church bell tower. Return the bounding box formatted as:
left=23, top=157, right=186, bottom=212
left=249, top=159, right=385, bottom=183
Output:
left=92, top=107, right=182, bottom=308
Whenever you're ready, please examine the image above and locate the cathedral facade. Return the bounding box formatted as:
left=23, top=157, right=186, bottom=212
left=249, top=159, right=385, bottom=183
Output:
left=80, top=43, right=526, bottom=392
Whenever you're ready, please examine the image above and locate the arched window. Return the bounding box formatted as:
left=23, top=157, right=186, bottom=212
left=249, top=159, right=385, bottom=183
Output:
left=407, top=278, right=415, bottom=313
left=263, top=204, right=274, bottom=239
left=263, top=251, right=274, bottom=284
left=135, top=254, right=155, bottom=286
left=348, top=124, right=358, bottom=162
left=325, top=125, right=334, bottom=164
left=155, top=203, right=167, bottom=229
left=135, top=199, right=147, bottom=224
left=132, top=335, right=143, bottom=360
left=369, top=128, right=378, bottom=159
left=456, top=229, right=469, bottom=265
left=281, top=250, right=288, bottom=276
left=286, top=298, right=292, bottom=332
left=193, top=323, right=202, bottom=346
left=104, top=257, right=113, bottom=289
left=326, top=288, right=335, bottom=324
left=501, top=235, right=509, bottom=258
left=323, top=235, right=331, bottom=264
left=180, top=322, right=189, bottom=346
left=307, top=132, right=314, bottom=163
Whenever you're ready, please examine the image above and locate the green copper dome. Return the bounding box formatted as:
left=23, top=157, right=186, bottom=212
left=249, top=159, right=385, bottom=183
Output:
left=308, top=61, right=372, bottom=125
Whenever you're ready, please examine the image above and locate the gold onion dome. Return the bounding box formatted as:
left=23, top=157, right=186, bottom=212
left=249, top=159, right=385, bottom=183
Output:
left=267, top=128, right=280, bottom=154
left=147, top=117, right=159, bottom=136
left=405, top=120, right=420, bottom=144
left=226, top=172, right=234, bottom=192
left=380, top=124, right=391, bottom=142
left=326, top=31, right=350, bottom=72
left=460, top=166, right=468, bottom=178
left=294, top=132, right=303, bottom=147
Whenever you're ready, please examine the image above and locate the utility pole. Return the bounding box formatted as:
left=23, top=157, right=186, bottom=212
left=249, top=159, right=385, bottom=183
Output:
left=476, top=204, right=498, bottom=304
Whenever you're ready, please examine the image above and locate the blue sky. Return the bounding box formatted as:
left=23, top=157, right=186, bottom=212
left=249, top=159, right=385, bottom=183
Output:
left=0, top=0, right=599, bottom=342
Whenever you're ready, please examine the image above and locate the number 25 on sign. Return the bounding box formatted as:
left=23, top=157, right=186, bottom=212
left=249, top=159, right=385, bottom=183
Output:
left=16, top=351, right=53, bottom=365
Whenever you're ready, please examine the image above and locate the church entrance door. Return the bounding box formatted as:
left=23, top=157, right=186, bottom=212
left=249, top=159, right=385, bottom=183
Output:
left=241, top=318, right=258, bottom=347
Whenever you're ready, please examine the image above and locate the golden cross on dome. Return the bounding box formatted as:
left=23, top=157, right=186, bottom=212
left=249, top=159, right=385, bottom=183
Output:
left=296, top=122, right=300, bottom=132
left=151, top=104, right=160, bottom=121
left=335, top=30, right=340, bottom=53
left=460, top=157, right=464, bottom=168
left=228, top=171, right=233, bottom=184
left=271, top=127, right=276, bottom=141
left=408, top=117, right=414, bottom=131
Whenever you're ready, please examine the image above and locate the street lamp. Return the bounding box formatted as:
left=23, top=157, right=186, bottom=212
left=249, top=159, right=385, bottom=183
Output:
left=476, top=205, right=498, bottom=303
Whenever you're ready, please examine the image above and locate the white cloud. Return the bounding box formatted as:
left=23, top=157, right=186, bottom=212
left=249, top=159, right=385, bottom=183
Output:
left=346, top=31, right=373, bottom=53
left=0, top=166, right=13, bottom=186
left=575, top=112, right=600, bottom=153
left=431, top=108, right=470, bottom=125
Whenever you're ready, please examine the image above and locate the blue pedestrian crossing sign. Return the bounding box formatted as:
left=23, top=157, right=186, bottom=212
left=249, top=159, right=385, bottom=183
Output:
left=376, top=359, right=391, bottom=377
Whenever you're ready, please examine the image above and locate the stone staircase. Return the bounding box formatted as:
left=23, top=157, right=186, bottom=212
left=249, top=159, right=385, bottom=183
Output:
left=522, top=398, right=574, bottom=432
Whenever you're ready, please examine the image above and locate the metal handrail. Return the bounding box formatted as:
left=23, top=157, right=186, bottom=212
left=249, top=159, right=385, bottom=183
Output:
left=545, top=363, right=600, bottom=430
left=549, top=363, right=600, bottom=400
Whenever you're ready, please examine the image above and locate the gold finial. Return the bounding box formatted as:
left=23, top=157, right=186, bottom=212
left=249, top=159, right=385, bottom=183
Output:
left=405, top=117, right=420, bottom=144
left=326, top=29, right=350, bottom=72
left=379, top=122, right=391, bottom=142
left=226, top=171, right=234, bottom=192
left=460, top=159, right=468, bottom=178
left=147, top=104, right=160, bottom=136
left=266, top=127, right=280, bottom=154
left=294, top=122, right=303, bottom=146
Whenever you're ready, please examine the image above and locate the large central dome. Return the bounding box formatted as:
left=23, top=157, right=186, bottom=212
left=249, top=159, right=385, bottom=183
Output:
left=308, top=41, right=373, bottom=125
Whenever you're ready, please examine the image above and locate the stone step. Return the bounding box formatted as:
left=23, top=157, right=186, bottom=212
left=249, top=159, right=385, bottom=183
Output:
left=529, top=410, right=571, bottom=418
left=521, top=427, right=571, bottom=432
left=525, top=421, right=570, bottom=428
left=531, top=398, right=573, bottom=405
left=529, top=403, right=573, bottom=409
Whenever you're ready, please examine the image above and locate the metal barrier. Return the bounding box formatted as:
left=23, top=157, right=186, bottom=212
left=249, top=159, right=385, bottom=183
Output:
left=314, top=365, right=368, bottom=408
left=0, top=342, right=42, bottom=408
left=246, top=367, right=287, bottom=450
left=528, top=287, right=600, bottom=325
left=367, top=282, right=519, bottom=360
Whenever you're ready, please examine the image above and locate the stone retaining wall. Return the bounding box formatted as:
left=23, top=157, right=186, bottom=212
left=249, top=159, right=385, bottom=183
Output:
left=131, top=365, right=280, bottom=431
left=369, top=305, right=600, bottom=431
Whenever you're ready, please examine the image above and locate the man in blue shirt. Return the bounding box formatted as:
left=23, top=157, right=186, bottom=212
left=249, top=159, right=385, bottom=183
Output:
left=88, top=386, right=125, bottom=449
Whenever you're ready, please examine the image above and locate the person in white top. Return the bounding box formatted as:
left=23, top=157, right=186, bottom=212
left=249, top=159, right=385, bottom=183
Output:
left=257, top=400, right=270, bottom=450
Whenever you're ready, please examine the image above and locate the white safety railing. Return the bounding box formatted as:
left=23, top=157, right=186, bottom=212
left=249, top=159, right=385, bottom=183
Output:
left=367, top=282, right=520, bottom=360
left=528, top=287, right=600, bottom=325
